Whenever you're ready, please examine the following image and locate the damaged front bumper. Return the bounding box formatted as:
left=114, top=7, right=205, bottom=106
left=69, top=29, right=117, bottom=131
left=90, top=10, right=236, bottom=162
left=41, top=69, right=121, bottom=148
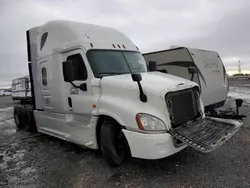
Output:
left=168, top=117, right=243, bottom=153
left=122, top=116, right=243, bottom=160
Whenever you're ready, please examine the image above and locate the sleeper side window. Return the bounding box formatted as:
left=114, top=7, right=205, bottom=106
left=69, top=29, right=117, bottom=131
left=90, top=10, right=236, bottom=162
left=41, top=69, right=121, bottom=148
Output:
left=42, top=68, right=47, bottom=85
left=40, top=32, right=48, bottom=50
left=67, top=54, right=87, bottom=80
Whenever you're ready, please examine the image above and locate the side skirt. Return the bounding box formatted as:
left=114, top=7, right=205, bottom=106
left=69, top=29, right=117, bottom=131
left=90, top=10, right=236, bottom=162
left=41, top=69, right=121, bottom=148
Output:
left=34, top=110, right=98, bottom=149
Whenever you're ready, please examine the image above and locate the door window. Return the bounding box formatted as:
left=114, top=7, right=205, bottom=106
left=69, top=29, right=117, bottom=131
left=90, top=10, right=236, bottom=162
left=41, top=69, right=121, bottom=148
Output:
left=67, top=54, right=87, bottom=80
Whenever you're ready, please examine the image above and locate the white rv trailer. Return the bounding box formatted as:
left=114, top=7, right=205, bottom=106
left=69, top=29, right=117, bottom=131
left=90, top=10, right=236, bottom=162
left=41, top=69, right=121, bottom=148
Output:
left=12, top=76, right=31, bottom=103
left=13, top=20, right=243, bottom=166
left=143, top=47, right=229, bottom=111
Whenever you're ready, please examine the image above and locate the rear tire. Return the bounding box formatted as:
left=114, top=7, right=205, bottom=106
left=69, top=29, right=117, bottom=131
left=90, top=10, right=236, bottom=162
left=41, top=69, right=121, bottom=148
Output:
left=100, top=120, right=130, bottom=166
left=14, top=107, right=24, bottom=129
left=23, top=108, right=37, bottom=133
left=20, top=99, right=24, bottom=105
left=14, top=107, right=37, bottom=132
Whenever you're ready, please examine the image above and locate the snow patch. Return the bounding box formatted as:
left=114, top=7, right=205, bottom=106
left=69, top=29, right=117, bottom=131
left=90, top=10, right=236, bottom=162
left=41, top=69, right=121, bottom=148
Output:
left=0, top=107, right=13, bottom=122
left=21, top=167, right=37, bottom=175
left=228, top=86, right=250, bottom=104
left=0, top=149, right=26, bottom=170
left=3, top=128, right=16, bottom=135
left=0, top=107, right=13, bottom=112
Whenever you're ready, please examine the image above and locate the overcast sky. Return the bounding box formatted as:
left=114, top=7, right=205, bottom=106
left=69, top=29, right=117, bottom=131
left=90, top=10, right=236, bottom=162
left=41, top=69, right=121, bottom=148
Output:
left=1, top=0, right=250, bottom=87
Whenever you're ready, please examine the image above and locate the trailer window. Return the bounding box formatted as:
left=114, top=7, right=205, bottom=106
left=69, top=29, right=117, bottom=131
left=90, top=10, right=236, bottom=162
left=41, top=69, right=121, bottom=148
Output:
left=66, top=54, right=87, bottom=80
left=20, top=79, right=25, bottom=87
left=26, top=79, right=29, bottom=89
left=42, top=68, right=47, bottom=85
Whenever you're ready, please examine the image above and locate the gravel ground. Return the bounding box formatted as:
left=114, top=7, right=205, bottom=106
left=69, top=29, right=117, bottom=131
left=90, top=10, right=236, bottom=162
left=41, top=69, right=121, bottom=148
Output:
left=0, top=87, right=250, bottom=188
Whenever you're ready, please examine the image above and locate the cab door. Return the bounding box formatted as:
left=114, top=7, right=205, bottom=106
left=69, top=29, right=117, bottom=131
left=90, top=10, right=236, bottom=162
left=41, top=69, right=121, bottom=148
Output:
left=61, top=49, right=96, bottom=146
left=62, top=49, right=95, bottom=115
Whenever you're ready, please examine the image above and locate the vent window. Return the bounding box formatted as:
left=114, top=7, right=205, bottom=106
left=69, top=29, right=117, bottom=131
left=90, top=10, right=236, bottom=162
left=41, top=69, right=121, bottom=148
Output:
left=40, top=32, right=48, bottom=50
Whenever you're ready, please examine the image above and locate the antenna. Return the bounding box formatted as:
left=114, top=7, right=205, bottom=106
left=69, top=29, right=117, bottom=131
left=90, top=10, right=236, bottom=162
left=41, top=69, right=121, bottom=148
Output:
left=238, top=60, right=241, bottom=74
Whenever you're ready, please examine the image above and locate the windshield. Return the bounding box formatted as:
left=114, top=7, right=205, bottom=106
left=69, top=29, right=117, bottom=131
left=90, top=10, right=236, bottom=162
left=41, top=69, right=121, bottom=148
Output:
left=87, top=50, right=147, bottom=77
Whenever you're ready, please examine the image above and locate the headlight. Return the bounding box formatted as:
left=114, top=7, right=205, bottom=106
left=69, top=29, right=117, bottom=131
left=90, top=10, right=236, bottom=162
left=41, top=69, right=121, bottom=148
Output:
left=136, top=113, right=166, bottom=131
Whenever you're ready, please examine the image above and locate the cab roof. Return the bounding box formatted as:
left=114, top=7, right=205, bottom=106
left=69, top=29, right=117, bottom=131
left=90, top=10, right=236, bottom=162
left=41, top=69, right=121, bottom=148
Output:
left=28, top=20, right=139, bottom=60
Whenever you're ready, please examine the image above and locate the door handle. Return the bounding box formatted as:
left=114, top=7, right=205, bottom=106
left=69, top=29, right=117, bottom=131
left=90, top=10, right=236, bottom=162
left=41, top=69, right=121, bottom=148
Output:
left=68, top=97, right=72, bottom=107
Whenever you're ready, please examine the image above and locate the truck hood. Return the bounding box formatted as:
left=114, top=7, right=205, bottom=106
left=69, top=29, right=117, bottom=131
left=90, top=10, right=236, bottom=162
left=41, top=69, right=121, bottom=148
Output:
left=101, top=72, right=198, bottom=97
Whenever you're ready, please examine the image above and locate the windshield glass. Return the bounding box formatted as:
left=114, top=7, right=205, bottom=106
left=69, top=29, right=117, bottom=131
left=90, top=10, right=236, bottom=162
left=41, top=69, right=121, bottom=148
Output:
left=87, top=50, right=147, bottom=77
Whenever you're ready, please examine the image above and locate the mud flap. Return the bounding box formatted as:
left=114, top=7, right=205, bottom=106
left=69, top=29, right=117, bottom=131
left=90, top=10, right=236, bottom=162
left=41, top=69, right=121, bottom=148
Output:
left=168, top=117, right=243, bottom=153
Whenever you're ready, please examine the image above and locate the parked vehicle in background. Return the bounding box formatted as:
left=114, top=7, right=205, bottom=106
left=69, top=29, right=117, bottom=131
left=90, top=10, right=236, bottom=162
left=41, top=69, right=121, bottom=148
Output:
left=0, top=89, right=11, bottom=96
left=12, top=76, right=31, bottom=103
left=13, top=20, right=244, bottom=166
left=0, top=90, right=4, bottom=96
left=143, top=46, right=229, bottom=113
left=3, top=89, right=11, bottom=96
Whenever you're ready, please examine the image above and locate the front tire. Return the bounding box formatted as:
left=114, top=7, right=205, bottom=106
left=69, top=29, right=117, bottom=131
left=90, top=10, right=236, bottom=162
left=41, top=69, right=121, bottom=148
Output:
left=100, top=120, right=130, bottom=166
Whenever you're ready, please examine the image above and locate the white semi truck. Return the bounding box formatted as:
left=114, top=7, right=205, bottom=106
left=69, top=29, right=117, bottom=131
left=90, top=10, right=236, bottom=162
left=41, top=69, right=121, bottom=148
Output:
left=14, top=20, right=244, bottom=166
left=12, top=75, right=31, bottom=103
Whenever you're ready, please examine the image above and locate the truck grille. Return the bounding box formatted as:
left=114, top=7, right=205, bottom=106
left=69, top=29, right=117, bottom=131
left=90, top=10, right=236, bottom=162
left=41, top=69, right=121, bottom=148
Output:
left=165, top=88, right=199, bottom=128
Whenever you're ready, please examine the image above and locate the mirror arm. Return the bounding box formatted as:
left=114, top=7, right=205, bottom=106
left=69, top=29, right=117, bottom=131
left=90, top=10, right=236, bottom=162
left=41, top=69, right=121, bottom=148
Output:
left=70, top=81, right=80, bottom=89
left=69, top=81, right=87, bottom=91
left=131, top=73, right=147, bottom=102
left=137, top=81, right=147, bottom=102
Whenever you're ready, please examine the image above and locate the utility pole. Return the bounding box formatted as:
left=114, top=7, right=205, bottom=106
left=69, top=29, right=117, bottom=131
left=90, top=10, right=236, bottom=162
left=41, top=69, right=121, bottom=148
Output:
left=238, top=60, right=241, bottom=74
